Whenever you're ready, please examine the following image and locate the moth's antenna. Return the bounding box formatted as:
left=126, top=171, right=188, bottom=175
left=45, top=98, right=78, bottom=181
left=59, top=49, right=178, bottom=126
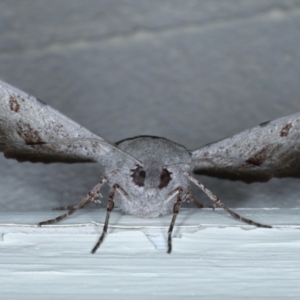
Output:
left=164, top=188, right=179, bottom=204
left=165, top=161, right=190, bottom=167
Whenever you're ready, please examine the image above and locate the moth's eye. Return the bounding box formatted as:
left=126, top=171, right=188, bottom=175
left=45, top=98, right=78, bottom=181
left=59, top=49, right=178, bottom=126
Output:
left=131, top=166, right=146, bottom=187
left=159, top=169, right=172, bottom=189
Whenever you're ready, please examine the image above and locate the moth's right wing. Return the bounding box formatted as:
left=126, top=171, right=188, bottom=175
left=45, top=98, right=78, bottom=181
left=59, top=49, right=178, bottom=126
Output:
left=191, top=112, right=300, bottom=183
left=0, top=80, right=138, bottom=164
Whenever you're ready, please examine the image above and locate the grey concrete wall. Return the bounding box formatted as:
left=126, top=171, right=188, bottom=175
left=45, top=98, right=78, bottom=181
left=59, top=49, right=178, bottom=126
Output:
left=1, top=0, right=300, bottom=211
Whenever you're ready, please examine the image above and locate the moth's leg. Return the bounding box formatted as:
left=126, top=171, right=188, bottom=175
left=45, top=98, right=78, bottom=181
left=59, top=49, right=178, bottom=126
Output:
left=115, top=184, right=129, bottom=200
left=91, top=184, right=119, bottom=254
left=186, top=189, right=210, bottom=209
left=167, top=187, right=183, bottom=254
left=184, top=172, right=272, bottom=228
left=53, top=194, right=102, bottom=211
left=39, top=177, right=108, bottom=226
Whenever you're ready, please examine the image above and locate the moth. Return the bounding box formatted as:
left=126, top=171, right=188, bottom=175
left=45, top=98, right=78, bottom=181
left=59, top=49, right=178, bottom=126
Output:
left=1, top=80, right=299, bottom=253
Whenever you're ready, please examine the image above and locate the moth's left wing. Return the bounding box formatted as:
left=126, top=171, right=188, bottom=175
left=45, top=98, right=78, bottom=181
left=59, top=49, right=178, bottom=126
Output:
left=0, top=80, right=135, bottom=164
left=191, top=112, right=300, bottom=183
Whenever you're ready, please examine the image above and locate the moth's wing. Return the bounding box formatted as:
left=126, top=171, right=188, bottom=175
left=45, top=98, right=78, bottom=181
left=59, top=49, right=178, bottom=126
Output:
left=0, top=80, right=134, bottom=164
left=191, top=112, right=300, bottom=183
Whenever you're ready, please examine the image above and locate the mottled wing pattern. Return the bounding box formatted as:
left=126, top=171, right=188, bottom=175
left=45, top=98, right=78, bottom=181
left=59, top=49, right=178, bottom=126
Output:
left=191, top=112, right=300, bottom=183
left=0, top=80, right=116, bottom=163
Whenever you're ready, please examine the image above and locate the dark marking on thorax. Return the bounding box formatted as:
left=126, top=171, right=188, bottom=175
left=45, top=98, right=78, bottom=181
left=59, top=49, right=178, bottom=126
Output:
left=280, top=123, right=292, bottom=137
left=9, top=96, right=20, bottom=112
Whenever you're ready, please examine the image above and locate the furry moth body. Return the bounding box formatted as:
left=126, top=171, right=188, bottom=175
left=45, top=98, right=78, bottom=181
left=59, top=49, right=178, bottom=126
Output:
left=2, top=80, right=300, bottom=253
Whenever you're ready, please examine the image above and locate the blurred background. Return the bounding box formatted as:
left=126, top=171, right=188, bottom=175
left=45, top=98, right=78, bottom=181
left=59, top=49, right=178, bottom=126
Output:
left=1, top=0, right=300, bottom=211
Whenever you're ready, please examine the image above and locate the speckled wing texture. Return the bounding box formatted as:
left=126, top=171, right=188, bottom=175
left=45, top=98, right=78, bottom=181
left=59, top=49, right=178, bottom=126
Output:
left=0, top=80, right=117, bottom=163
left=191, top=112, right=300, bottom=183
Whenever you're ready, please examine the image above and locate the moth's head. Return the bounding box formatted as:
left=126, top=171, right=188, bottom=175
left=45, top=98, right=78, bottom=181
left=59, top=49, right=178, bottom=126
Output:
left=113, top=135, right=192, bottom=217
left=111, top=159, right=191, bottom=218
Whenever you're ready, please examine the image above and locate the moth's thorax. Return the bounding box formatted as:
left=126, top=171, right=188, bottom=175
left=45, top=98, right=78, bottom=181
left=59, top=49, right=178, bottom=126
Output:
left=107, top=136, right=192, bottom=218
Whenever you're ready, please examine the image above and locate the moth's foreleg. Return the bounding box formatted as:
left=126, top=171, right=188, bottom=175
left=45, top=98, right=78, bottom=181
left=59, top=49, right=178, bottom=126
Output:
left=38, top=177, right=108, bottom=226
left=91, top=184, right=120, bottom=254
left=184, top=172, right=272, bottom=228
left=52, top=193, right=102, bottom=211
left=167, top=187, right=183, bottom=254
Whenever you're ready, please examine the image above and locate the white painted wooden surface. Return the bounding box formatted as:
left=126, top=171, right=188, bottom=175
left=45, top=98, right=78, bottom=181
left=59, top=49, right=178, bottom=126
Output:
left=1, top=208, right=300, bottom=300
